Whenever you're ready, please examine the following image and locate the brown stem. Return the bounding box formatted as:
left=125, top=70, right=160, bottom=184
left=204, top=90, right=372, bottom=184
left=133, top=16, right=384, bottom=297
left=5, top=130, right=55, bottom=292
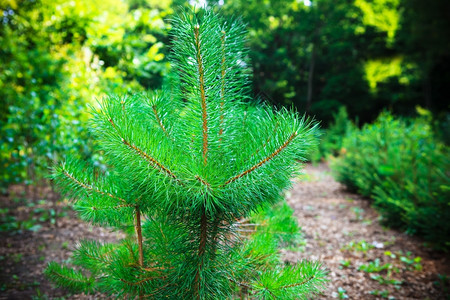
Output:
left=121, top=138, right=182, bottom=184
left=152, top=105, right=170, bottom=138
left=210, top=217, right=221, bottom=260
left=195, top=207, right=208, bottom=299
left=279, top=275, right=315, bottom=289
left=135, top=207, right=144, bottom=300
left=195, top=175, right=211, bottom=188
left=91, top=203, right=134, bottom=211
left=135, top=207, right=144, bottom=267
left=240, top=286, right=247, bottom=300
left=222, top=131, right=298, bottom=186
left=249, top=123, right=279, bottom=159
left=109, top=118, right=182, bottom=184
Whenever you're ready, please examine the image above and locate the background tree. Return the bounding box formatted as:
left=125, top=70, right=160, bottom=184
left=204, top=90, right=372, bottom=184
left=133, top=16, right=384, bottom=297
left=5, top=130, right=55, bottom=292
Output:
left=219, top=0, right=450, bottom=126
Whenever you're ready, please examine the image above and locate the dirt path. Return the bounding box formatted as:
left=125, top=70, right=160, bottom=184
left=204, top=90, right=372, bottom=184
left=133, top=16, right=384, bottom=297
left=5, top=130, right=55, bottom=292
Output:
left=1, top=164, right=449, bottom=299
left=0, top=187, right=124, bottom=300
left=283, top=163, right=449, bottom=299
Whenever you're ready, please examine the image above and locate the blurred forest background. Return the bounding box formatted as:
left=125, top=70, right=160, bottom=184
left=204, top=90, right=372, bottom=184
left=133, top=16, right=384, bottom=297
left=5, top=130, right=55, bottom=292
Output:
left=1, top=0, right=449, bottom=248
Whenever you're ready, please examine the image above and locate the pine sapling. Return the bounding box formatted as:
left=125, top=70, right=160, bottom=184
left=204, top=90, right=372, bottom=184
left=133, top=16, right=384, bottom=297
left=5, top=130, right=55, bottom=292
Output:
left=45, top=9, right=327, bottom=299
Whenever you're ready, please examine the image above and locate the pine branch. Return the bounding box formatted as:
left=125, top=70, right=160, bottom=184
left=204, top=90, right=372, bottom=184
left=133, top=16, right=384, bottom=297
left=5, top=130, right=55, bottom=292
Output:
left=125, top=240, right=138, bottom=265
left=194, top=24, right=209, bottom=166
left=228, top=277, right=252, bottom=289
left=151, top=104, right=170, bottom=138
left=75, top=200, right=135, bottom=227
left=45, top=262, right=94, bottom=293
left=91, top=204, right=135, bottom=211
left=73, top=240, right=117, bottom=274
left=119, top=276, right=160, bottom=286
left=219, top=30, right=226, bottom=137
left=108, top=117, right=181, bottom=183
left=223, top=131, right=298, bottom=186
left=249, top=123, right=279, bottom=159
left=279, top=275, right=315, bottom=290
left=135, top=208, right=144, bottom=267
left=195, top=175, right=211, bottom=188
left=61, top=169, right=126, bottom=203
left=142, top=284, right=170, bottom=298
left=122, top=137, right=181, bottom=182
left=107, top=121, right=181, bottom=186
left=250, top=261, right=327, bottom=299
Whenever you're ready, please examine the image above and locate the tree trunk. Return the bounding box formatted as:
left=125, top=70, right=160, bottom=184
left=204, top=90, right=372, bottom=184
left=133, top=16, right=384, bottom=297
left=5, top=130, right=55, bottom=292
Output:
left=306, top=43, right=316, bottom=113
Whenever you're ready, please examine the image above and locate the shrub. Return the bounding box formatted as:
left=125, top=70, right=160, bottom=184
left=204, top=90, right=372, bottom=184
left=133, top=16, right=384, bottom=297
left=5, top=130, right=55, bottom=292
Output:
left=309, top=106, right=355, bottom=162
left=332, top=112, right=450, bottom=250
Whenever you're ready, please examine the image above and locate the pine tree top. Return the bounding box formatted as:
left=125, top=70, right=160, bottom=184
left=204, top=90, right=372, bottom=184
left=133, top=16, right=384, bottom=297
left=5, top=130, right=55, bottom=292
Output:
left=62, top=9, right=316, bottom=221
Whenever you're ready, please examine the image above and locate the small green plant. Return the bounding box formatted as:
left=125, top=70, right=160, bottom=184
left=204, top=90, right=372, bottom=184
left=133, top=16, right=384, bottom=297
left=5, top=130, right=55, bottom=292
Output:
left=343, top=240, right=374, bottom=253
left=399, top=254, right=422, bottom=271
left=0, top=203, right=66, bottom=235
left=61, top=242, right=69, bottom=250
left=12, top=253, right=23, bottom=263
left=358, top=259, right=393, bottom=273
left=0, top=214, right=42, bottom=234
left=384, top=250, right=396, bottom=259
left=384, top=250, right=423, bottom=271
left=337, top=286, right=349, bottom=299
left=433, top=274, right=449, bottom=295
left=369, top=289, right=390, bottom=298
left=311, top=106, right=355, bottom=162
left=350, top=206, right=364, bottom=221
left=32, top=289, right=66, bottom=300
left=339, top=260, right=351, bottom=269
left=44, top=9, right=326, bottom=299
left=370, top=274, right=402, bottom=286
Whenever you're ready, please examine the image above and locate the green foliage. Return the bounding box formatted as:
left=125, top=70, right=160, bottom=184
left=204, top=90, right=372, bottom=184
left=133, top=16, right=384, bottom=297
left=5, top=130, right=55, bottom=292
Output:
left=249, top=200, right=303, bottom=247
left=0, top=0, right=171, bottom=190
left=358, top=259, right=393, bottom=273
left=342, top=240, right=374, bottom=254
left=336, top=287, right=348, bottom=299
left=0, top=200, right=66, bottom=234
left=3, top=0, right=448, bottom=192
left=395, top=251, right=422, bottom=271
left=251, top=262, right=325, bottom=300
left=321, top=107, right=356, bottom=156
left=339, top=260, right=351, bottom=269
left=45, top=262, right=95, bottom=293
left=310, top=106, right=355, bottom=162
left=369, top=289, right=391, bottom=298
left=434, top=274, right=450, bottom=296
left=45, top=9, right=326, bottom=299
left=332, top=112, right=450, bottom=249
left=370, top=274, right=402, bottom=286
left=219, top=0, right=449, bottom=126
left=1, top=0, right=87, bottom=188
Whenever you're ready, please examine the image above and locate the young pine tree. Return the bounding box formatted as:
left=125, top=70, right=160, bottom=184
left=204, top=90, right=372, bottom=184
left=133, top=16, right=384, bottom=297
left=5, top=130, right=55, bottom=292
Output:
left=45, top=9, right=326, bottom=299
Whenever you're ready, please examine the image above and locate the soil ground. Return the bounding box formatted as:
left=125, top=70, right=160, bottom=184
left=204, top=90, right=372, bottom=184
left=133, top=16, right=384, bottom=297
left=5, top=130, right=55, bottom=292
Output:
left=0, top=163, right=449, bottom=299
